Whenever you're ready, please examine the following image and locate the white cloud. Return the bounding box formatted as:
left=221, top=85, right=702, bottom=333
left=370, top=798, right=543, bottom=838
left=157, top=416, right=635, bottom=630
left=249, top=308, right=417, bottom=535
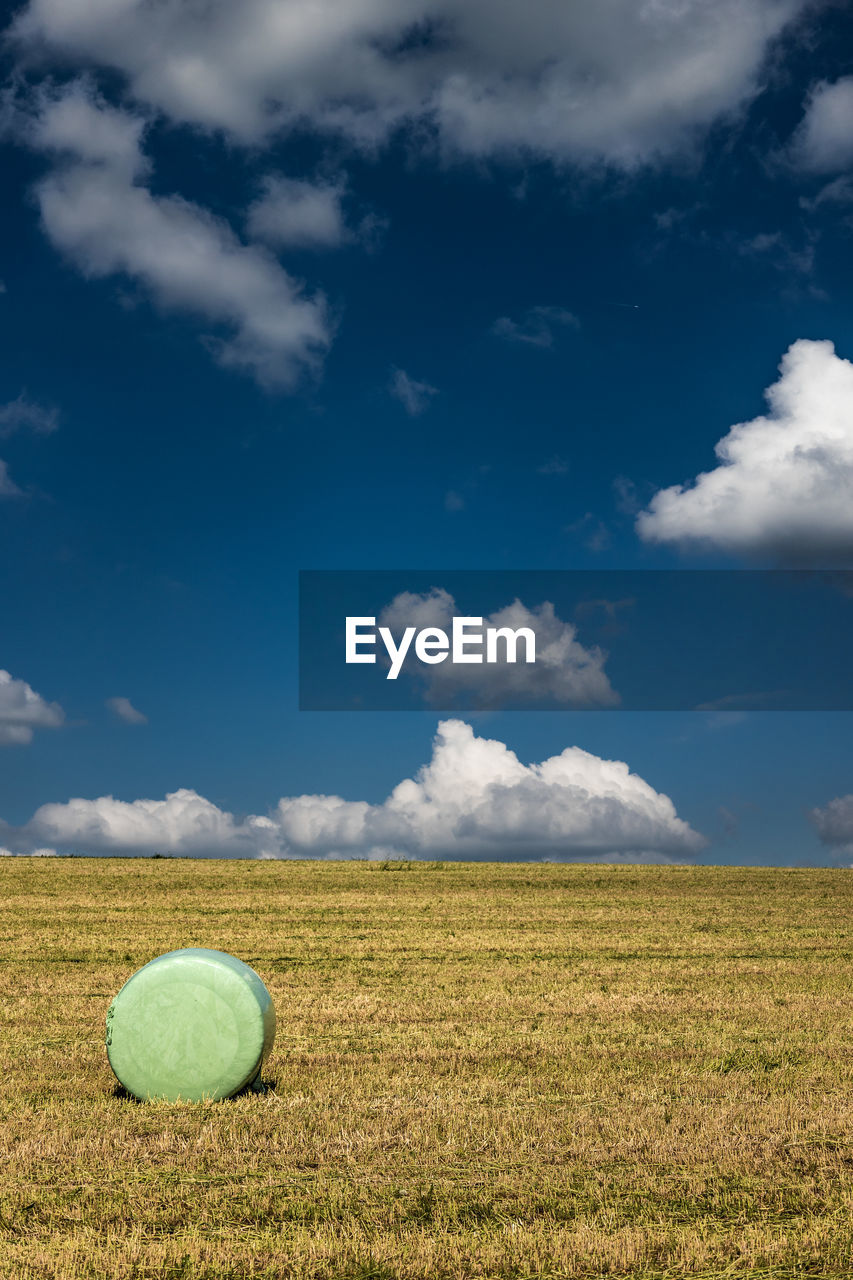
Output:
left=1, top=847, right=58, bottom=857
left=246, top=173, right=351, bottom=249
left=0, top=460, right=22, bottom=498
left=277, top=719, right=704, bottom=859
left=789, top=76, right=853, bottom=174
left=27, top=788, right=279, bottom=857
left=389, top=367, right=438, bottom=415
left=377, top=589, right=620, bottom=708
left=809, top=793, right=853, bottom=856
left=492, top=306, right=579, bottom=348
left=0, top=391, right=59, bottom=436
left=11, top=1, right=810, bottom=167
left=12, top=720, right=704, bottom=859
left=0, top=669, right=65, bottom=745
left=106, top=695, right=148, bottom=725
left=28, top=80, right=332, bottom=389
left=444, top=489, right=464, bottom=512
left=636, top=339, right=853, bottom=563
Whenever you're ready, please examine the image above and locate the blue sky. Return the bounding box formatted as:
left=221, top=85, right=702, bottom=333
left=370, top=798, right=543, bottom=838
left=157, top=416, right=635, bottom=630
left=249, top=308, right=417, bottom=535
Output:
left=1, top=0, right=853, bottom=863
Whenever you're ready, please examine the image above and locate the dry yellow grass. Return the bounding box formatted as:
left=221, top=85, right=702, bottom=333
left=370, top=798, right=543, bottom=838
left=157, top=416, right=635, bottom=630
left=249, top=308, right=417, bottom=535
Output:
left=1, top=858, right=852, bottom=1279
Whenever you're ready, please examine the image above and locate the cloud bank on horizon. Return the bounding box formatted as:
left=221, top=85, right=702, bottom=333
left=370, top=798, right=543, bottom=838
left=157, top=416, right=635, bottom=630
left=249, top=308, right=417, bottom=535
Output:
left=1, top=719, right=705, bottom=861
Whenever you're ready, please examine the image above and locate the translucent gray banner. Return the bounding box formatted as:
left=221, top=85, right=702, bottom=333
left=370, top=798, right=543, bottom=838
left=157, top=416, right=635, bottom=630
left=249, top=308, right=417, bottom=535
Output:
left=299, top=570, right=853, bottom=711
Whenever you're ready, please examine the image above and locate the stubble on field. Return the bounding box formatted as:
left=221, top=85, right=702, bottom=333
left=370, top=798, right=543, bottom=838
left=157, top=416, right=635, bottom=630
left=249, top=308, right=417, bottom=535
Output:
left=1, top=858, right=852, bottom=1279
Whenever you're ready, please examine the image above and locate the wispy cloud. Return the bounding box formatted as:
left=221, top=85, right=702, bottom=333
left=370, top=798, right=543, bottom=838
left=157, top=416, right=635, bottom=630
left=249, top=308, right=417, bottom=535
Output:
left=565, top=512, right=610, bottom=552
left=735, top=230, right=816, bottom=278
left=612, top=475, right=642, bottom=515
left=0, top=460, right=22, bottom=499
left=695, top=692, right=786, bottom=712
left=537, top=455, right=569, bottom=476
left=0, top=391, right=59, bottom=497
left=106, top=696, right=148, bottom=725
left=492, top=305, right=579, bottom=349
left=799, top=175, right=853, bottom=213
left=389, top=367, right=438, bottom=416
left=0, top=391, right=59, bottom=436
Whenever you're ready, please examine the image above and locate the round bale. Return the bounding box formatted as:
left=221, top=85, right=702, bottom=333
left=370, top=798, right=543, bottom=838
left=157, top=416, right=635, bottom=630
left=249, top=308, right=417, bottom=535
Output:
left=106, top=948, right=276, bottom=1101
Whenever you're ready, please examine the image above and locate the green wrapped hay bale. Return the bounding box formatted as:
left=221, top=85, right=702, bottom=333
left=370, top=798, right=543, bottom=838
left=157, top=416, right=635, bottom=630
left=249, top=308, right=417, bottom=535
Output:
left=106, top=948, right=276, bottom=1102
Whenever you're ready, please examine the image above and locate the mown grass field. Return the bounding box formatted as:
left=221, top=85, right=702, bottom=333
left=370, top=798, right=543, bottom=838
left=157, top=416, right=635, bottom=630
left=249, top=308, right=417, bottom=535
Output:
left=1, top=858, right=853, bottom=1280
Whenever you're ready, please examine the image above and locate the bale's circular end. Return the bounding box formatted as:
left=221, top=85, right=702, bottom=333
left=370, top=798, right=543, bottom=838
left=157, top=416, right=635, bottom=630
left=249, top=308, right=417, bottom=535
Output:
left=106, top=948, right=276, bottom=1102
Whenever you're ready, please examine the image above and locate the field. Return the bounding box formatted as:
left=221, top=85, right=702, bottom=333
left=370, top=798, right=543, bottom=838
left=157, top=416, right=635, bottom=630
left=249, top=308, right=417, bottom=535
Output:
left=1, top=859, right=853, bottom=1280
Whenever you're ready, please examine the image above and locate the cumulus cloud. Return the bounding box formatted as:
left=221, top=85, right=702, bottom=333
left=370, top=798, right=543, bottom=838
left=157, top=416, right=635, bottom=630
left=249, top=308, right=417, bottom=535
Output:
left=27, top=79, right=332, bottom=389
left=492, top=306, right=579, bottom=348
left=0, top=391, right=59, bottom=436
left=11, top=1, right=810, bottom=167
left=789, top=76, right=853, bottom=174
left=273, top=720, right=703, bottom=859
left=106, top=695, right=148, bottom=725
left=809, top=793, right=853, bottom=856
left=377, top=589, right=620, bottom=708
left=27, top=788, right=279, bottom=857
left=636, top=339, right=853, bottom=563
left=0, top=669, right=65, bottom=745
left=8, top=720, right=704, bottom=859
left=389, top=367, right=438, bottom=415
